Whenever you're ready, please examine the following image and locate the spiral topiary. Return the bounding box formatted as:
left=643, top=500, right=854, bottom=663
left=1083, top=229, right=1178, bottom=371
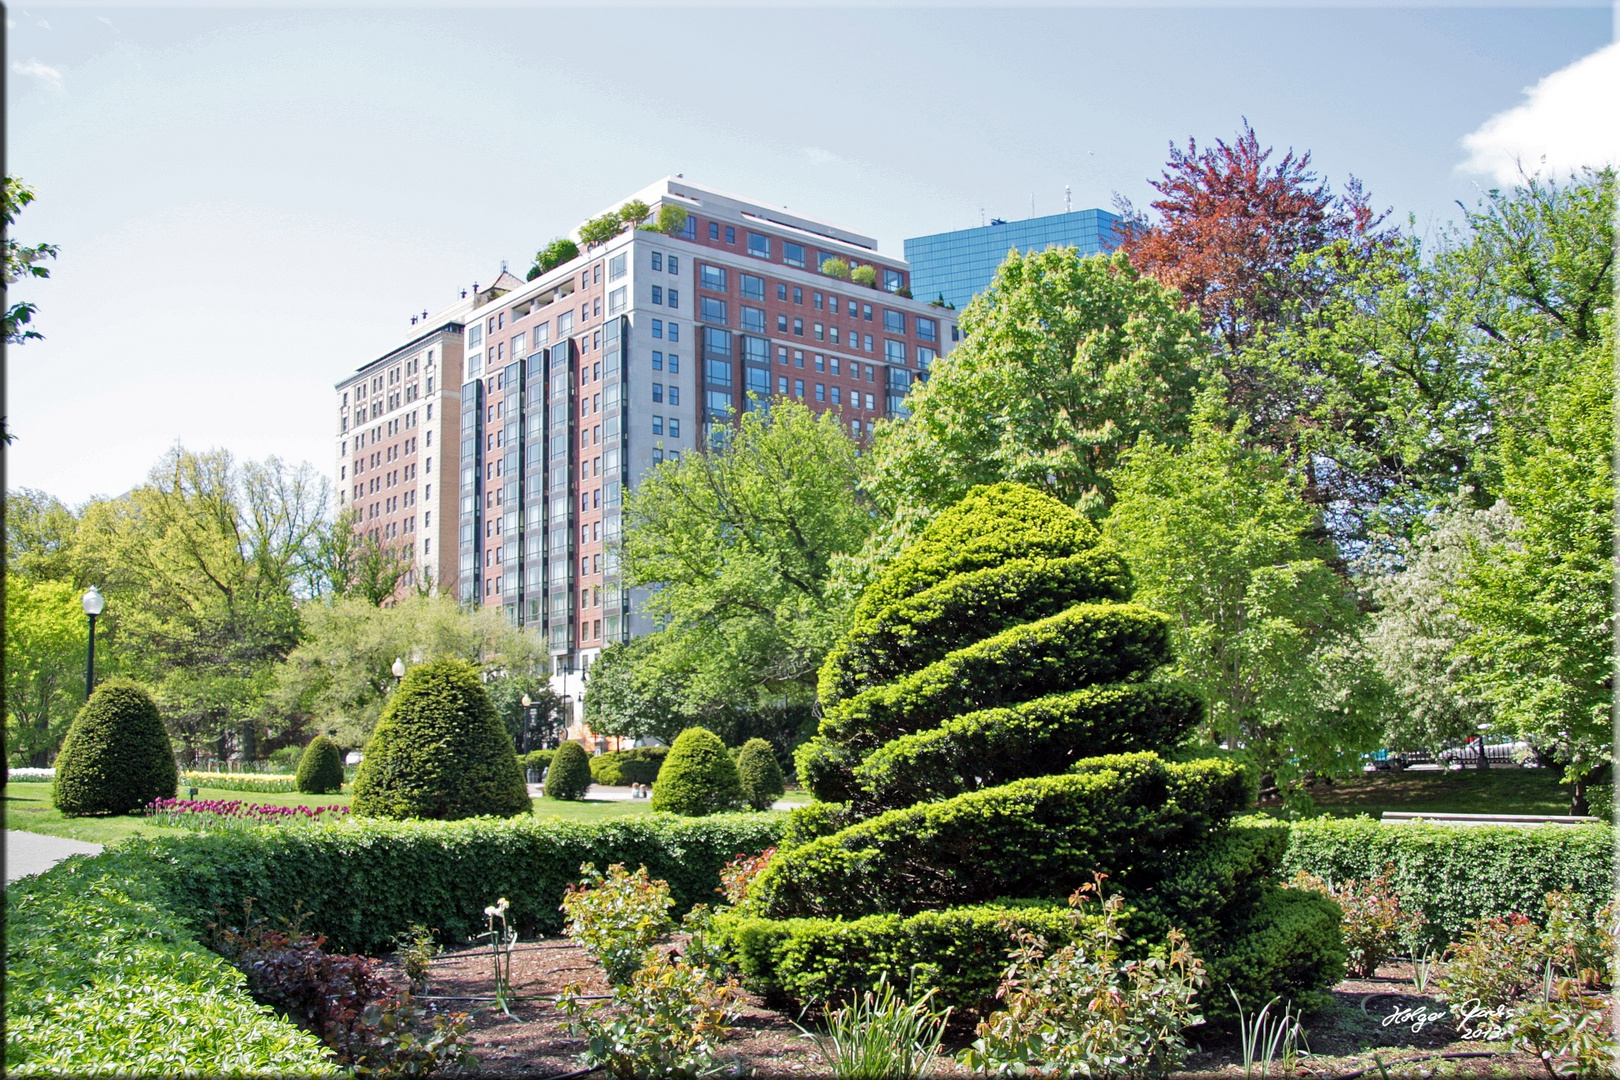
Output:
left=651, top=727, right=744, bottom=816
left=736, top=738, right=785, bottom=811
left=350, top=658, right=532, bottom=820
left=52, top=679, right=177, bottom=816
left=545, top=741, right=593, bottom=801
left=295, top=734, right=345, bottom=795
left=726, top=483, right=1345, bottom=1017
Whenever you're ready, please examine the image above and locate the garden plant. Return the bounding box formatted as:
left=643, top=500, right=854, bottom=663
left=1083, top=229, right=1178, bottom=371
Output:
left=723, top=484, right=1346, bottom=1031
left=651, top=726, right=744, bottom=816
left=296, top=734, right=345, bottom=795
left=545, top=740, right=593, bottom=801
left=52, top=678, right=178, bottom=816
left=735, top=737, right=786, bottom=811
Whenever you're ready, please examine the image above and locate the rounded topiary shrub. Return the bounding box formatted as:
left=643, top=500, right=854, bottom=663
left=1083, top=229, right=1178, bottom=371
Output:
left=350, top=658, right=531, bottom=820
left=736, top=738, right=785, bottom=811
left=545, top=740, right=593, bottom=801
left=651, top=727, right=743, bottom=816
left=295, top=734, right=345, bottom=795
left=53, top=678, right=177, bottom=817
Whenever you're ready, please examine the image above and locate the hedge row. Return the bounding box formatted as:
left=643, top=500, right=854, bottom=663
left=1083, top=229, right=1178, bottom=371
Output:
left=820, top=550, right=1132, bottom=703
left=850, top=482, right=1102, bottom=622
left=590, top=746, right=669, bottom=786
left=6, top=852, right=335, bottom=1077
left=1283, top=816, right=1614, bottom=943
left=753, top=753, right=1249, bottom=919
left=818, top=603, right=1174, bottom=752
left=120, top=812, right=785, bottom=954
left=849, top=683, right=1202, bottom=812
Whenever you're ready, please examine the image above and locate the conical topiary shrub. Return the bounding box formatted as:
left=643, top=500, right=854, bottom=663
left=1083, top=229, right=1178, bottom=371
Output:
left=651, top=727, right=743, bottom=816
left=736, top=738, right=785, bottom=811
left=725, top=483, right=1345, bottom=1019
left=545, top=741, right=593, bottom=801
left=53, top=679, right=178, bottom=817
left=350, top=658, right=531, bottom=820
left=295, top=734, right=345, bottom=795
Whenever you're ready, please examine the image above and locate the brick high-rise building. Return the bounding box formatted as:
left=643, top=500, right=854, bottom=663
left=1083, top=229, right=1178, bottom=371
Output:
left=335, top=178, right=959, bottom=730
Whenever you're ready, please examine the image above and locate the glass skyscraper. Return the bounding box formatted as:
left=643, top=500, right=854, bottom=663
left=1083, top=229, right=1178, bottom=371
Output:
left=904, top=208, right=1122, bottom=311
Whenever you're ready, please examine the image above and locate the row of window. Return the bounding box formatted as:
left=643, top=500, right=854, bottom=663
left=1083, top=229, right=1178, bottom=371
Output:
left=698, top=220, right=906, bottom=293
left=650, top=416, right=682, bottom=438
left=650, top=383, right=681, bottom=406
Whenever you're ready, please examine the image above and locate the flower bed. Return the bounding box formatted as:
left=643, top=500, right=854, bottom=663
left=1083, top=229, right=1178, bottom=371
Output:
left=146, top=797, right=351, bottom=830
left=5, top=768, right=55, bottom=783
left=179, top=770, right=300, bottom=793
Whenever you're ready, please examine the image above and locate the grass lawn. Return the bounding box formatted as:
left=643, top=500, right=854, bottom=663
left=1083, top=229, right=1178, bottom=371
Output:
left=1300, top=765, right=1575, bottom=818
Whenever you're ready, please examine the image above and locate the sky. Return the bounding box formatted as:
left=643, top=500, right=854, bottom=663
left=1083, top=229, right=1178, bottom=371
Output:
left=6, top=2, right=1615, bottom=507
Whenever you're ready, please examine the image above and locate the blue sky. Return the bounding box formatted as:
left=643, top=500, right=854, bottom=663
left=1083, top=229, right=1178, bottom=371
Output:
left=6, top=3, right=1613, bottom=505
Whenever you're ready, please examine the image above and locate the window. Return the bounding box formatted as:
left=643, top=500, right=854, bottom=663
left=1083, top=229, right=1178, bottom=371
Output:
left=813, top=322, right=824, bottom=340
left=700, top=264, right=727, bottom=291
left=784, top=242, right=805, bottom=268
left=794, top=378, right=804, bottom=397
left=651, top=251, right=663, bottom=271
left=832, top=386, right=842, bottom=404
left=777, top=283, right=787, bottom=301
left=668, top=385, right=680, bottom=405
left=653, top=383, right=664, bottom=402
left=652, top=350, right=663, bottom=370
left=701, top=298, right=727, bottom=324
left=709, top=221, right=720, bottom=240
left=653, top=447, right=664, bottom=463
left=918, top=346, right=937, bottom=371
left=883, top=268, right=904, bottom=293
left=608, top=287, right=626, bottom=315
left=863, top=333, right=874, bottom=352
left=702, top=326, right=731, bottom=354
left=668, top=255, right=679, bottom=273
left=951, top=324, right=960, bottom=341
left=793, top=286, right=803, bottom=304
left=815, top=383, right=826, bottom=401
left=558, top=310, right=574, bottom=335
left=794, top=350, right=804, bottom=367
left=884, top=309, right=905, bottom=334
left=667, top=321, right=679, bottom=341
left=608, top=252, right=626, bottom=280
left=916, top=317, right=938, bottom=343
left=668, top=418, right=680, bottom=438
left=793, top=318, right=804, bottom=336
left=813, top=292, right=823, bottom=310
left=593, top=298, right=601, bottom=318
left=741, top=306, right=766, bottom=333
left=886, top=339, right=907, bottom=364
left=742, top=336, right=768, bottom=364
left=593, top=264, right=601, bottom=284
left=747, top=232, right=769, bottom=258
left=778, top=375, right=788, bottom=393
left=468, top=324, right=483, bottom=348
left=866, top=392, right=875, bottom=410
left=740, top=273, right=765, bottom=300
left=777, top=314, right=789, bottom=332
left=706, top=358, right=733, bottom=386
left=814, top=354, right=825, bottom=371
left=818, top=251, right=841, bottom=272
left=725, top=225, right=736, bottom=244
left=668, top=353, right=680, bottom=372
left=652, top=285, right=663, bottom=305
left=830, top=327, right=840, bottom=345
left=653, top=415, right=664, bottom=435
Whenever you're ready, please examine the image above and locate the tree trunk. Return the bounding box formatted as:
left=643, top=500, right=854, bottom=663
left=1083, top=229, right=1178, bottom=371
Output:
left=1570, top=780, right=1589, bottom=817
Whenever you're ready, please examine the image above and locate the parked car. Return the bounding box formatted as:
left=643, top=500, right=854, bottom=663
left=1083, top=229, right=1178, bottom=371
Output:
left=1363, top=748, right=1436, bottom=771
left=1437, top=738, right=1535, bottom=768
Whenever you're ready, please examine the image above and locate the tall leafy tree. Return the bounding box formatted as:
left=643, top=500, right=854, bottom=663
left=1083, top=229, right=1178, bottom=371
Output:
left=5, top=578, right=89, bottom=766
left=868, top=248, right=1205, bottom=521
left=5, top=488, right=80, bottom=583
left=2, top=176, right=59, bottom=346
left=1104, top=403, right=1386, bottom=799
left=621, top=400, right=876, bottom=711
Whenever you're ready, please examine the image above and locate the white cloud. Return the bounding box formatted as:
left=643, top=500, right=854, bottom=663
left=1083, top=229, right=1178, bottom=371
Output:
left=1460, top=42, right=1620, bottom=184
left=11, top=58, right=63, bottom=93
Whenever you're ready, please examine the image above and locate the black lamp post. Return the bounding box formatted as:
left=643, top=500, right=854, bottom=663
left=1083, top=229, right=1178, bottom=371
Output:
left=81, top=586, right=105, bottom=698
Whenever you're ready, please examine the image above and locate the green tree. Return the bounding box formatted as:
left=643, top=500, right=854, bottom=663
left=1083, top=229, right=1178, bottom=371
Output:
left=1103, top=405, right=1385, bottom=797
left=868, top=249, right=1204, bottom=522
left=850, top=263, right=877, bottom=288
left=529, top=237, right=581, bottom=280
left=3, top=176, right=60, bottom=347
left=820, top=257, right=852, bottom=280
left=650, top=727, right=743, bottom=816
left=616, top=199, right=651, bottom=228
left=545, top=740, right=593, bottom=801
left=578, top=213, right=625, bottom=248
left=651, top=204, right=688, bottom=236
left=295, top=734, right=345, bottom=795
left=52, top=679, right=178, bottom=816
left=582, top=636, right=693, bottom=745
left=5, top=488, right=79, bottom=582
left=735, top=737, right=785, bottom=811
left=621, top=400, right=877, bottom=713
left=484, top=676, right=567, bottom=752
left=308, top=508, right=415, bottom=604
left=5, top=577, right=89, bottom=766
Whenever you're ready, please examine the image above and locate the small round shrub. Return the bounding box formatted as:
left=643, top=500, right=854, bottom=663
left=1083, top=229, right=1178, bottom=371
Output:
left=295, top=734, right=345, bottom=794
left=736, top=738, right=785, bottom=811
left=546, top=741, right=593, bottom=801
left=52, top=678, right=177, bottom=817
left=590, top=746, right=669, bottom=786
left=651, top=727, right=743, bottom=816
left=350, top=658, right=531, bottom=820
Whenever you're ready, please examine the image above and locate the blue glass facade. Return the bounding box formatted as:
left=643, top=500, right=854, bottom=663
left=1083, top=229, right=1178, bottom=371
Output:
left=903, top=209, right=1122, bottom=311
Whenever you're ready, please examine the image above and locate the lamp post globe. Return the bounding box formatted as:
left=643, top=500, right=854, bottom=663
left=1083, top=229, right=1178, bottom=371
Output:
left=391, top=656, right=406, bottom=684
left=81, top=586, right=106, bottom=698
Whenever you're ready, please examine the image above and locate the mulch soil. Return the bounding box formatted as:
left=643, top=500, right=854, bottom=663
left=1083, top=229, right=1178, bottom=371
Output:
left=381, top=945, right=1571, bottom=1079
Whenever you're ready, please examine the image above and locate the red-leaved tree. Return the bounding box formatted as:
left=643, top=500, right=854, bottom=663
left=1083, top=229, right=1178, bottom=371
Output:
left=1115, top=120, right=1388, bottom=355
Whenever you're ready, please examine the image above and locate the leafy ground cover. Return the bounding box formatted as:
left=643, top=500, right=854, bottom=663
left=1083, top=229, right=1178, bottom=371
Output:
left=1298, top=767, right=1572, bottom=818
left=2, top=784, right=656, bottom=845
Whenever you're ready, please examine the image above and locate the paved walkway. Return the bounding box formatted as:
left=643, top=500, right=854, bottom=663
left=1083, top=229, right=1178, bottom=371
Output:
left=6, top=830, right=104, bottom=884
left=528, top=783, right=799, bottom=811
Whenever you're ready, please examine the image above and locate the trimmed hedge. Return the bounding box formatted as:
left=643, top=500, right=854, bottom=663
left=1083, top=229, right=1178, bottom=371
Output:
left=737, top=738, right=786, bottom=811
left=817, top=602, right=1175, bottom=754
left=753, top=753, right=1249, bottom=919
left=820, top=551, right=1133, bottom=703
left=52, top=679, right=177, bottom=817
left=295, top=735, right=345, bottom=795
left=589, top=746, right=668, bottom=786
left=1283, top=816, right=1614, bottom=944
left=850, top=683, right=1202, bottom=812
left=113, top=812, right=785, bottom=955
left=546, top=741, right=593, bottom=801
left=6, top=852, right=336, bottom=1076
left=521, top=749, right=555, bottom=774
left=351, top=658, right=531, bottom=820
left=651, top=727, right=744, bottom=816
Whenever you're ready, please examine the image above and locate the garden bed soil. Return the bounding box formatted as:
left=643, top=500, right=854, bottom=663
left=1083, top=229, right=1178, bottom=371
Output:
left=381, top=947, right=1564, bottom=1078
